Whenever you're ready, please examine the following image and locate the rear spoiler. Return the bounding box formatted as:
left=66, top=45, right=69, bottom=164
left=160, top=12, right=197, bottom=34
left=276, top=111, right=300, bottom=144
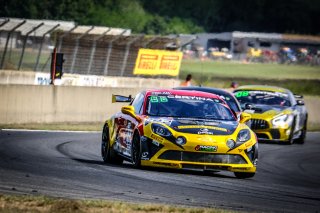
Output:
left=112, top=95, right=132, bottom=103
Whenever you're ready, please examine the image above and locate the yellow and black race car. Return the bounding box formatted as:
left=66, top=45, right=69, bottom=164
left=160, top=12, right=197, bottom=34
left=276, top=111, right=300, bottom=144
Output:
left=233, top=85, right=308, bottom=144
left=101, top=89, right=258, bottom=178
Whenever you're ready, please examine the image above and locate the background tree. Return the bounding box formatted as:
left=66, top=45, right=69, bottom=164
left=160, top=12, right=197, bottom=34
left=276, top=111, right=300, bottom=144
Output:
left=1, top=0, right=319, bottom=35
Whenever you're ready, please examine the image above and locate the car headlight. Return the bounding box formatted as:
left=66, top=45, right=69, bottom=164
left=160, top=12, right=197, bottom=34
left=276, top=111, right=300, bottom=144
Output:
left=237, top=129, right=251, bottom=143
left=151, top=123, right=172, bottom=137
left=226, top=139, right=236, bottom=149
left=272, top=114, right=294, bottom=128
left=176, top=136, right=186, bottom=145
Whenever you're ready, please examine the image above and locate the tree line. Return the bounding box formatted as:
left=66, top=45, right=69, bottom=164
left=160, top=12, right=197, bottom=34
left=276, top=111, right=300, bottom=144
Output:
left=2, top=0, right=320, bottom=35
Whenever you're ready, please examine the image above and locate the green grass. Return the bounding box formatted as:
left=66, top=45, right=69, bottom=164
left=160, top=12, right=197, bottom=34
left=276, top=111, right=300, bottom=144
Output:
left=181, top=60, right=320, bottom=80
left=0, top=194, right=236, bottom=213
left=180, top=60, right=320, bottom=96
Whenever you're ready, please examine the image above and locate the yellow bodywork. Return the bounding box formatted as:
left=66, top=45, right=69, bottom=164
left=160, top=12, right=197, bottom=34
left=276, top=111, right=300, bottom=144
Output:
left=249, top=109, right=293, bottom=141
left=236, top=85, right=294, bottom=142
left=140, top=122, right=257, bottom=173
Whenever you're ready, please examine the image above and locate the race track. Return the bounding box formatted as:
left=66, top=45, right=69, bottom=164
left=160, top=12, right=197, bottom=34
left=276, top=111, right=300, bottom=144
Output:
left=0, top=130, right=319, bottom=212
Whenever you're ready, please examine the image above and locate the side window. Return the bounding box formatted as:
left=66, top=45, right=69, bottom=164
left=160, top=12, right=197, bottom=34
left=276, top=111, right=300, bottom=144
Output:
left=131, top=93, right=144, bottom=114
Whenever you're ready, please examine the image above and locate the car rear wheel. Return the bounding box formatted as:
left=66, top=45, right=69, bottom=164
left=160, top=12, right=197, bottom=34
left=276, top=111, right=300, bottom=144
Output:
left=234, top=172, right=255, bottom=179
left=131, top=133, right=141, bottom=168
left=101, top=125, right=123, bottom=164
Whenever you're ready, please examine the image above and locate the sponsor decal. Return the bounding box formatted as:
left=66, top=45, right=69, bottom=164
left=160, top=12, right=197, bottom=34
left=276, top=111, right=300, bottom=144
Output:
left=167, top=95, right=222, bottom=103
left=152, top=140, right=160, bottom=147
left=150, top=133, right=163, bottom=142
left=238, top=149, right=243, bottom=152
left=195, top=145, right=217, bottom=152
left=141, top=152, right=149, bottom=160
left=245, top=141, right=253, bottom=147
left=178, top=125, right=227, bottom=132
left=150, top=91, right=172, bottom=95
left=198, top=128, right=214, bottom=135
left=146, top=118, right=173, bottom=126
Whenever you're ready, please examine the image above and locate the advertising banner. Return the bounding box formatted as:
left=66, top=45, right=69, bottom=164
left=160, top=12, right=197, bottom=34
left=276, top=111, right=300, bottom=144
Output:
left=134, top=49, right=183, bottom=76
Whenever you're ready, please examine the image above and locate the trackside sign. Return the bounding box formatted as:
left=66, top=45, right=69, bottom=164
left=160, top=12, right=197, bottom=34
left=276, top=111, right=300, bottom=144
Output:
left=133, top=49, right=183, bottom=76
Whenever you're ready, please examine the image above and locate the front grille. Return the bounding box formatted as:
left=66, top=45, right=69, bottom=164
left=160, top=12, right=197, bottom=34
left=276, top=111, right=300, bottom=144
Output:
left=251, top=119, right=269, bottom=130
left=159, top=151, right=247, bottom=164
left=270, top=129, right=280, bottom=139
left=256, top=133, right=270, bottom=139
left=182, top=164, right=230, bottom=170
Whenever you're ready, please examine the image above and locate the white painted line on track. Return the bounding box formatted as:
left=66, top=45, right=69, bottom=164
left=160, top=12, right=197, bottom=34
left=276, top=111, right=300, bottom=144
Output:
left=1, top=129, right=101, bottom=133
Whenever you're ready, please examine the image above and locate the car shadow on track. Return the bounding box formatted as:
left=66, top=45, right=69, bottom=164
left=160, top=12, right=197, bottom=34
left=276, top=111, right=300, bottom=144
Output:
left=72, top=157, right=235, bottom=179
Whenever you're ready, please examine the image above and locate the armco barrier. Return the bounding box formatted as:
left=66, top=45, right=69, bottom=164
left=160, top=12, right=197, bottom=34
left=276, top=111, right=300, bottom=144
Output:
left=0, top=85, right=319, bottom=127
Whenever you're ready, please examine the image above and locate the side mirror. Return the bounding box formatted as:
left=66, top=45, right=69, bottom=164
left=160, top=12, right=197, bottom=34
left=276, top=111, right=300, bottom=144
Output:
left=240, top=112, right=251, bottom=123
left=294, top=94, right=303, bottom=99
left=112, top=95, right=132, bottom=103
left=244, top=103, right=253, bottom=110
left=121, top=106, right=141, bottom=122
left=121, top=106, right=135, bottom=116
left=296, top=100, right=305, bottom=106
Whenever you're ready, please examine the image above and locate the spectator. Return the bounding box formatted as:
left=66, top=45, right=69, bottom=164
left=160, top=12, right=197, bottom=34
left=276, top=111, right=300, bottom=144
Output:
left=230, top=81, right=239, bottom=90
left=180, top=74, right=192, bottom=87
left=225, top=81, right=239, bottom=92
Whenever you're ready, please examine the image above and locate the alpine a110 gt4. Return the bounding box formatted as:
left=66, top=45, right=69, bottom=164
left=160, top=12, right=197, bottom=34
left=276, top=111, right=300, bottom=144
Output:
left=234, top=85, right=308, bottom=144
left=101, top=89, right=258, bottom=178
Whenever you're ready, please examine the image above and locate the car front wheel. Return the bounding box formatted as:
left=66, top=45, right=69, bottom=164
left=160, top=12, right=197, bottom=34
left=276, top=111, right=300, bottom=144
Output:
left=131, top=133, right=141, bottom=168
left=101, top=125, right=123, bottom=164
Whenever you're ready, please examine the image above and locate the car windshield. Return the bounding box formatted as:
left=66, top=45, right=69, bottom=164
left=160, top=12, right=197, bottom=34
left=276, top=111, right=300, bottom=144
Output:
left=217, top=94, right=241, bottom=113
left=234, top=90, right=291, bottom=107
left=146, top=95, right=235, bottom=121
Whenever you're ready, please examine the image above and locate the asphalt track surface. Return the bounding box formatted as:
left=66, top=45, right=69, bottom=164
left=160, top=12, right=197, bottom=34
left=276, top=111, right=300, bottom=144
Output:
left=0, top=130, right=319, bottom=212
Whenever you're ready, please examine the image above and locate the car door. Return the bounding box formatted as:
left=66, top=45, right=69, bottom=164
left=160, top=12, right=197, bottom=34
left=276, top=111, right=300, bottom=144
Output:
left=115, top=92, right=145, bottom=157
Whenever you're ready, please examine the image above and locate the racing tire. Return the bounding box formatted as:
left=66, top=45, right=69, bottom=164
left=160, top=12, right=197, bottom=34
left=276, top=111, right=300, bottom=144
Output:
left=101, top=125, right=123, bottom=164
left=234, top=172, right=255, bottom=179
left=296, top=118, right=307, bottom=144
left=131, top=133, right=142, bottom=168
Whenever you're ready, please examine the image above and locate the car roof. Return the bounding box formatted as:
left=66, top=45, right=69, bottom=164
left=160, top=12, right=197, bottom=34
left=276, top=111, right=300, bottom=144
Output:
left=174, top=86, right=233, bottom=96
left=235, top=85, right=289, bottom=93
left=145, top=89, right=222, bottom=99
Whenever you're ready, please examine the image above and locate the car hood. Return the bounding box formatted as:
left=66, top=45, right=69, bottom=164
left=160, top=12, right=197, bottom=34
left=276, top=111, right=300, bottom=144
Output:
left=244, top=104, right=292, bottom=118
left=146, top=117, right=238, bottom=135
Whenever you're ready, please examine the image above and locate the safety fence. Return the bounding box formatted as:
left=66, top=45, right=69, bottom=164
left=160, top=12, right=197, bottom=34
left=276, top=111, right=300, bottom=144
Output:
left=0, top=18, right=178, bottom=77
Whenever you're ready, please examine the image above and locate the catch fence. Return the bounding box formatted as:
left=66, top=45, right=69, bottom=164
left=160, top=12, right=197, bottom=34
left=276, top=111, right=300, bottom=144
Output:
left=0, top=18, right=178, bottom=77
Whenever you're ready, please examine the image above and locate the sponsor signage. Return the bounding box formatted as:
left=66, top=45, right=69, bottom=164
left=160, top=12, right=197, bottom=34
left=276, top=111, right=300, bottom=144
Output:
left=195, top=145, right=217, bottom=152
left=133, top=49, right=183, bottom=76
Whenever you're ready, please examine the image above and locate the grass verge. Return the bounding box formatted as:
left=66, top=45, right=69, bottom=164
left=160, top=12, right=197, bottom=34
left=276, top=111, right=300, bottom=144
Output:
left=180, top=60, right=320, bottom=96
left=0, top=194, right=236, bottom=213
